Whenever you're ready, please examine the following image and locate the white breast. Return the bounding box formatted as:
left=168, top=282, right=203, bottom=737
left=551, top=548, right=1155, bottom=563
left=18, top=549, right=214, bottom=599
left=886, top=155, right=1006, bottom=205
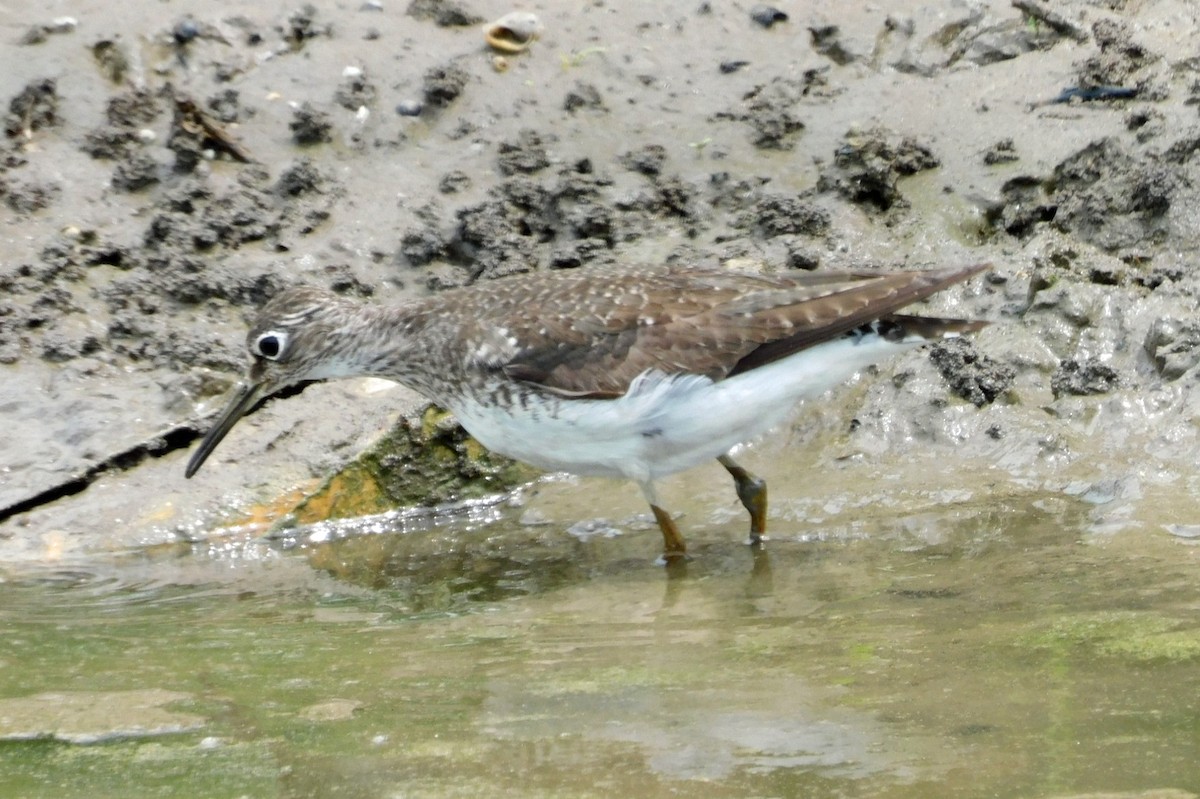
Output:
left=448, top=332, right=929, bottom=483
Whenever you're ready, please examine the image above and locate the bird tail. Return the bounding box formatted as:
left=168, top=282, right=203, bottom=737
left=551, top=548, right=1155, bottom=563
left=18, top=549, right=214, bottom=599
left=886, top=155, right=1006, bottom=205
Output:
left=875, top=314, right=989, bottom=343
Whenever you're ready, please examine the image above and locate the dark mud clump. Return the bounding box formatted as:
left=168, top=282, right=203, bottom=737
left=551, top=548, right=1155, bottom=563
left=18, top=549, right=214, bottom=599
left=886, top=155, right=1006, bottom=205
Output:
left=809, top=25, right=858, bottom=66
left=438, top=170, right=471, bottom=194
left=497, top=129, right=552, bottom=176
left=398, top=199, right=451, bottom=269
left=2, top=179, right=60, bottom=213
left=717, top=76, right=809, bottom=150
left=749, top=5, right=789, bottom=29
left=982, top=138, right=1018, bottom=165
left=880, top=3, right=1059, bottom=75
left=91, top=39, right=131, bottom=84
left=451, top=185, right=543, bottom=280
left=282, top=3, right=332, bottom=50
left=404, top=142, right=849, bottom=284
left=274, top=158, right=327, bottom=198
left=405, top=0, right=483, bottom=27
left=37, top=230, right=131, bottom=281
left=994, top=135, right=1177, bottom=249
left=111, top=152, right=161, bottom=192
left=4, top=78, right=59, bottom=138
left=0, top=229, right=128, bottom=365
left=206, top=89, right=244, bottom=124
left=107, top=88, right=160, bottom=127
left=743, top=193, right=830, bottom=238
left=549, top=238, right=613, bottom=271
left=335, top=70, right=376, bottom=110
left=82, top=126, right=143, bottom=160
left=990, top=176, right=1056, bottom=237
left=41, top=330, right=102, bottom=363
left=422, top=62, right=469, bottom=109
left=289, top=102, right=334, bottom=146
left=399, top=227, right=448, bottom=267
left=564, top=82, right=606, bottom=114
left=421, top=158, right=627, bottom=280
left=1076, top=18, right=1157, bottom=88
left=818, top=127, right=939, bottom=211
left=929, top=338, right=1014, bottom=407
left=141, top=178, right=278, bottom=264
left=83, top=90, right=163, bottom=161
left=643, top=171, right=697, bottom=226
left=619, top=144, right=667, bottom=177
left=1049, top=137, right=1173, bottom=251
left=1051, top=358, right=1120, bottom=397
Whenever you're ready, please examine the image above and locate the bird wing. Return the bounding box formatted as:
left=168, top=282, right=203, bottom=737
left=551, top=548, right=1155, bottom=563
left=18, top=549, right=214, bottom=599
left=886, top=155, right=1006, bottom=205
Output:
left=458, top=262, right=987, bottom=398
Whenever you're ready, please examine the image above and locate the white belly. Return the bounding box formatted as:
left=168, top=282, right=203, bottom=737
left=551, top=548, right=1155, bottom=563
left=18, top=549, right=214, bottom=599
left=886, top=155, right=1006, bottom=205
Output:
left=448, top=333, right=927, bottom=483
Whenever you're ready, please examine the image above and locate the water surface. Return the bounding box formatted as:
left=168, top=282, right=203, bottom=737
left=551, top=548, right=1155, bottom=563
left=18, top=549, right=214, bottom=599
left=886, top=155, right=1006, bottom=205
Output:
left=3, top=489, right=1199, bottom=798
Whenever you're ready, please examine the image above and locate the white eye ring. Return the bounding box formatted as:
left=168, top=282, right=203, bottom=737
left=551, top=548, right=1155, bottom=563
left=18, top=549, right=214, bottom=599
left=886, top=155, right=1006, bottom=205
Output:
left=253, top=331, right=288, bottom=361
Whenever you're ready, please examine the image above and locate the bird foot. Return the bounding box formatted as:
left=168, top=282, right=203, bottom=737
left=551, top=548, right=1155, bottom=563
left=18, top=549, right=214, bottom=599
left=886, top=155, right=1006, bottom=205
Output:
left=654, top=550, right=691, bottom=567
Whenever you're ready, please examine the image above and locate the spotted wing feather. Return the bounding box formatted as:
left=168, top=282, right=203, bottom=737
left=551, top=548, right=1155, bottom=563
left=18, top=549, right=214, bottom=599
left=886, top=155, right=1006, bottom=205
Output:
left=451, top=262, right=987, bottom=398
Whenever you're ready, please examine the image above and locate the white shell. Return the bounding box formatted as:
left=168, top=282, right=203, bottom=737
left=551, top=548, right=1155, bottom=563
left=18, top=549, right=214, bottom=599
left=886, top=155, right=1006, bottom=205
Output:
left=484, top=12, right=543, bottom=54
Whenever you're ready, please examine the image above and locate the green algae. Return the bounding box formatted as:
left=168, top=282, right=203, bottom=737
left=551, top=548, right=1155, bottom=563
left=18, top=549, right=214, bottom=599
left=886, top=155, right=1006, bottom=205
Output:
left=288, top=405, right=536, bottom=524
left=1020, top=611, right=1200, bottom=663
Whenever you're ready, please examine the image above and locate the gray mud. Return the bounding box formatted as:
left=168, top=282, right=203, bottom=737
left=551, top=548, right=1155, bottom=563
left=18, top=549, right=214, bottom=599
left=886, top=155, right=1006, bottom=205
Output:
left=2, top=0, right=1200, bottom=561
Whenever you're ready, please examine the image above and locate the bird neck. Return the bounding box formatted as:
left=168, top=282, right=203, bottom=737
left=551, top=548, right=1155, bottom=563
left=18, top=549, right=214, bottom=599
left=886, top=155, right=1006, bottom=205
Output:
left=348, top=300, right=458, bottom=397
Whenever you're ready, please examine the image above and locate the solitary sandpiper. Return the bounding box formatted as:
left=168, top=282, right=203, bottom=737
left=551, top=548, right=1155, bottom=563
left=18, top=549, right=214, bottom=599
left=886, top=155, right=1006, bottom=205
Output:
left=186, top=261, right=989, bottom=558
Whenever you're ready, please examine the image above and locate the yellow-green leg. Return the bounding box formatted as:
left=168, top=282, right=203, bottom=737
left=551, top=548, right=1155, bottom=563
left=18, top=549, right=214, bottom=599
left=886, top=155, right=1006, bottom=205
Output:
left=640, top=482, right=688, bottom=560
left=718, top=453, right=767, bottom=546
left=650, top=504, right=688, bottom=559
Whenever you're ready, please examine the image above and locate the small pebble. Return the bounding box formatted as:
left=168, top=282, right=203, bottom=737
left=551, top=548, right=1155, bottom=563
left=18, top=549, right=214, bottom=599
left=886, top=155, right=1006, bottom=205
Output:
left=749, top=4, right=788, bottom=28
left=49, top=17, right=78, bottom=33
left=395, top=99, right=422, bottom=117
left=343, top=65, right=363, bottom=78
left=173, top=18, right=200, bottom=44
left=719, top=59, right=750, bottom=74
left=361, top=0, right=383, bottom=10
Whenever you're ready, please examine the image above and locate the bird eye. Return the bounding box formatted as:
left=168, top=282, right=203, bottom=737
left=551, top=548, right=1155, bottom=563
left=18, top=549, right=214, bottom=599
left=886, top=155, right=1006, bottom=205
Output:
left=253, top=331, right=288, bottom=360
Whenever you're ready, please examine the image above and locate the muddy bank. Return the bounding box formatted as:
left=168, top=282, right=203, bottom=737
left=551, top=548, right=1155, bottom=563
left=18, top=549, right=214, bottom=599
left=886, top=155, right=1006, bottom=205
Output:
left=3, top=0, right=1200, bottom=558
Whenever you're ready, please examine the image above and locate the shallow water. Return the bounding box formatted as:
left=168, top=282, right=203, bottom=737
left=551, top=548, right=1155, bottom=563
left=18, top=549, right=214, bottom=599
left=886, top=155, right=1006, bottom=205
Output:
left=3, top=488, right=1200, bottom=799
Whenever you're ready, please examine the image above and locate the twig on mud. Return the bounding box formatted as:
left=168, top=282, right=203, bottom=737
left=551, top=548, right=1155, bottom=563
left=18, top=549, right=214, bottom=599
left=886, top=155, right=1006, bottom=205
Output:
left=173, top=96, right=255, bottom=163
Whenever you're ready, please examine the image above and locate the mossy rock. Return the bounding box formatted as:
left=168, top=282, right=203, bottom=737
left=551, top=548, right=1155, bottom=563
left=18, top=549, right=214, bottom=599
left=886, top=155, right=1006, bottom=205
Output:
left=288, top=405, right=536, bottom=524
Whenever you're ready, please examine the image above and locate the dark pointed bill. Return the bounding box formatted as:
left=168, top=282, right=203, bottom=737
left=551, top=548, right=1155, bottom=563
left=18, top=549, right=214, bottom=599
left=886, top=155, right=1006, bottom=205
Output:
left=185, top=382, right=263, bottom=478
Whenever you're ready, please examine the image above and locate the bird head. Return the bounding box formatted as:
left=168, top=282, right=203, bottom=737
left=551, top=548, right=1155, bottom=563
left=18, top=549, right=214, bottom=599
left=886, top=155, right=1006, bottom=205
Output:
left=185, top=286, right=352, bottom=478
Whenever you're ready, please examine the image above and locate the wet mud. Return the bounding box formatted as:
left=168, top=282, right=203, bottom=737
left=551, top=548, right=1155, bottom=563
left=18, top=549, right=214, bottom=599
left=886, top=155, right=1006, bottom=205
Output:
left=1, top=0, right=1200, bottom=567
